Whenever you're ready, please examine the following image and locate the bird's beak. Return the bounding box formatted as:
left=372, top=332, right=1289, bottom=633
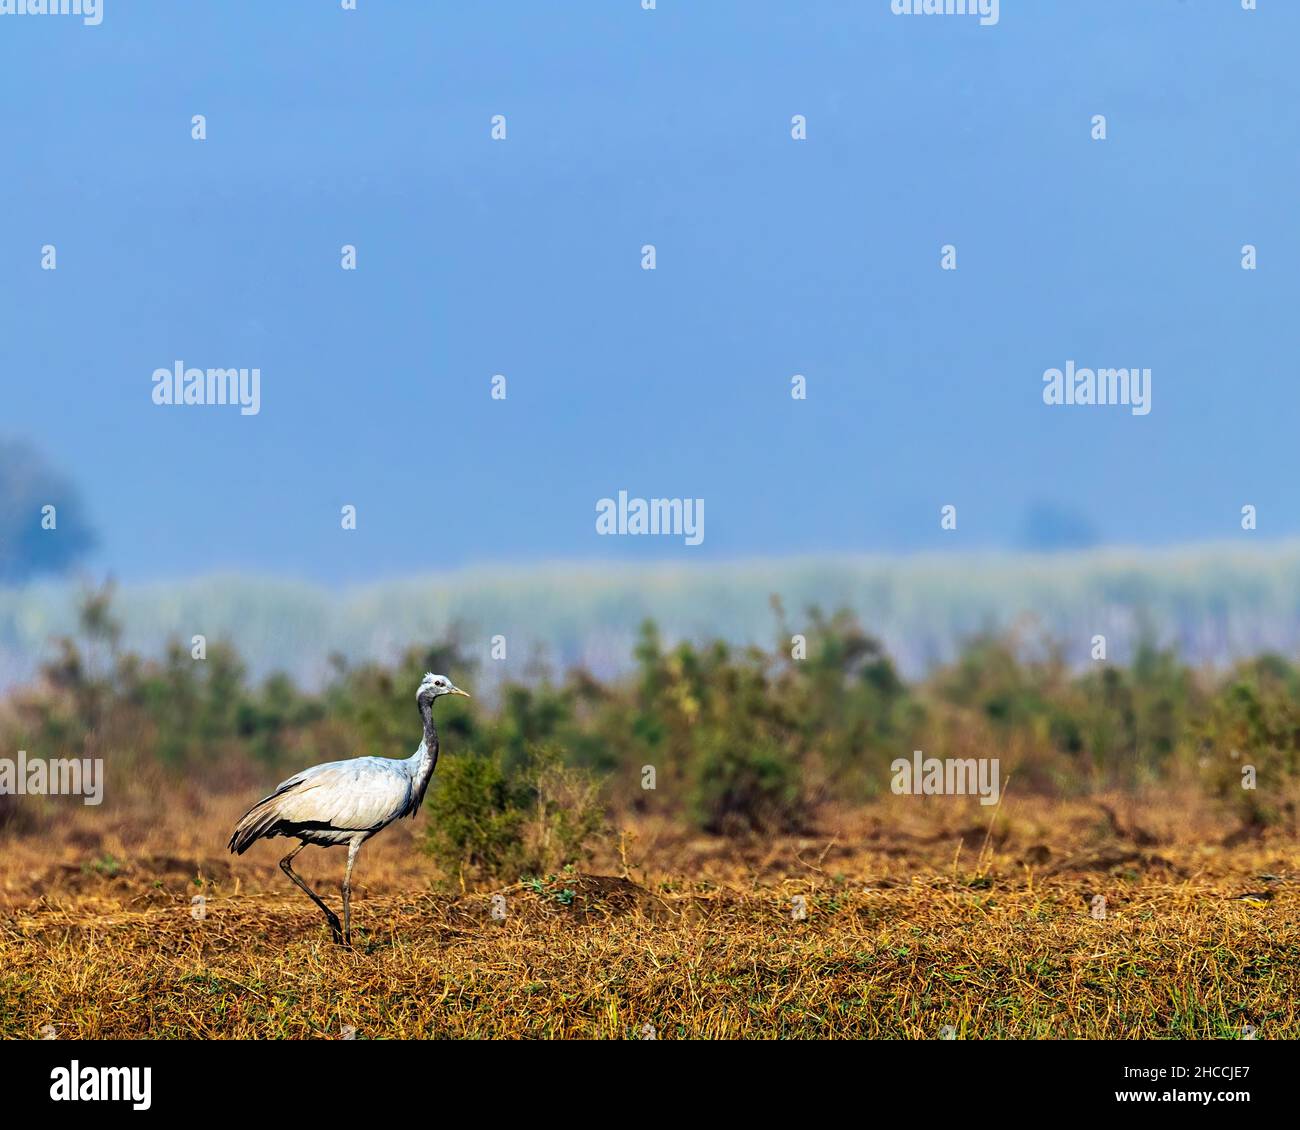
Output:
left=451, top=686, right=471, bottom=698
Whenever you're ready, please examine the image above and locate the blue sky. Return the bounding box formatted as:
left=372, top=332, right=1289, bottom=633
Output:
left=2, top=0, right=1298, bottom=583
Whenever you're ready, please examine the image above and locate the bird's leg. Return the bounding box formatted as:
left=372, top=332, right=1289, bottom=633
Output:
left=279, top=843, right=344, bottom=944
left=342, top=837, right=363, bottom=947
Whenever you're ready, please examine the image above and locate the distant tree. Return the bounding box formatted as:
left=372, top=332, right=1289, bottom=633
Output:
left=1017, top=500, right=1099, bottom=552
left=0, top=439, right=97, bottom=583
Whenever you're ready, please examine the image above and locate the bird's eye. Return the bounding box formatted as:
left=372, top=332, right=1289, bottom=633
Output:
left=435, top=679, right=444, bottom=686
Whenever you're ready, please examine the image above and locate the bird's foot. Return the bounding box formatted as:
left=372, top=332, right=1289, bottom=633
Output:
left=325, top=912, right=344, bottom=945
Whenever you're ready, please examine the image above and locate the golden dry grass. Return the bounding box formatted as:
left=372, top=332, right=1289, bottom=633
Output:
left=2, top=786, right=1297, bottom=1039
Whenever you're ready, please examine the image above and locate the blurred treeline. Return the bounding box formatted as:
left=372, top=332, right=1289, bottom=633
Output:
left=9, top=547, right=1300, bottom=691
left=1, top=589, right=1297, bottom=872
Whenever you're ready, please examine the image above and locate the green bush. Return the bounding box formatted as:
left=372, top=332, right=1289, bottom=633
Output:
left=423, top=746, right=604, bottom=882
left=1195, top=657, right=1300, bottom=829
left=688, top=729, right=807, bottom=836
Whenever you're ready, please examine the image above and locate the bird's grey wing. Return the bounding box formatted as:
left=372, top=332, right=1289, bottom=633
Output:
left=267, top=758, right=411, bottom=832
left=229, top=757, right=411, bottom=853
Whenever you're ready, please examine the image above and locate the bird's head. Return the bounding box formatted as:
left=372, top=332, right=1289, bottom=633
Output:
left=417, top=672, right=470, bottom=704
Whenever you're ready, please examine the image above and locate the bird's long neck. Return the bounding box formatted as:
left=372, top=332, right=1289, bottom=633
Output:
left=411, top=697, right=439, bottom=787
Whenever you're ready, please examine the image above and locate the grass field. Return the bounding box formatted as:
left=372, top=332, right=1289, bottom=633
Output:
left=3, top=787, right=1296, bottom=1039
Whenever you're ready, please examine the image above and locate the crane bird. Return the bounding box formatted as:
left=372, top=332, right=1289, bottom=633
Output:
left=228, top=672, right=469, bottom=946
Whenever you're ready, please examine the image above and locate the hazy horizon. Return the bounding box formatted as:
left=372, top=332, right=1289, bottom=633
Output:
left=5, top=540, right=1300, bottom=695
